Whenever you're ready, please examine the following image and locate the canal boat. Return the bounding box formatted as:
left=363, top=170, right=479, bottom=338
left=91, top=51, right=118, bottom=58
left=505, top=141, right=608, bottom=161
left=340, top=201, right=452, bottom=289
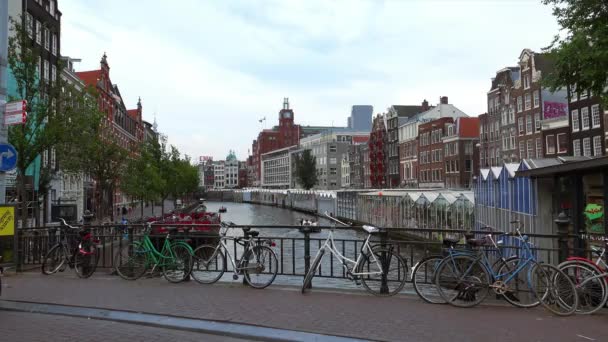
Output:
left=148, top=200, right=221, bottom=237
left=218, top=206, right=227, bottom=213
left=298, top=218, right=321, bottom=233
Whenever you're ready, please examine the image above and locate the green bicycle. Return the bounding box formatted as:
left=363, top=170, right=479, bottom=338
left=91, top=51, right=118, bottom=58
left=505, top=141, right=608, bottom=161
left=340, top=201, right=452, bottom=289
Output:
left=114, top=222, right=193, bottom=283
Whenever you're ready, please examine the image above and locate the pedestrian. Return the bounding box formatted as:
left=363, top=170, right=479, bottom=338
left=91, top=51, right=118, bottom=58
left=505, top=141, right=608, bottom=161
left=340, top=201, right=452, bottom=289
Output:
left=121, top=206, right=127, bottom=217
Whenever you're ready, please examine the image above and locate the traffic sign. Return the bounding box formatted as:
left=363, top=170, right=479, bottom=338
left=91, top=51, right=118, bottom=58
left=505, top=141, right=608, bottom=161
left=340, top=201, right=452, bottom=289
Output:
left=3, top=100, right=27, bottom=126
left=0, top=143, right=18, bottom=172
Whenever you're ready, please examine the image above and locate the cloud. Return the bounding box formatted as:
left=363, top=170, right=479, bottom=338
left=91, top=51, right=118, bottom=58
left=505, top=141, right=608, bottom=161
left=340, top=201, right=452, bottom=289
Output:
left=59, top=0, right=559, bottom=161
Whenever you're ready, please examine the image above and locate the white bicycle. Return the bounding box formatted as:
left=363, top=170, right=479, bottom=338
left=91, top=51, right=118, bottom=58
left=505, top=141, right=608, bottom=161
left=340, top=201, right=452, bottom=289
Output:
left=301, top=214, right=407, bottom=296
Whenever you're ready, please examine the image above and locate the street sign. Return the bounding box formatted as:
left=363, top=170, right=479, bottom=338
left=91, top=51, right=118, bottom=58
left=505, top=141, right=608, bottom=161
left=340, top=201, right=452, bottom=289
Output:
left=3, top=100, right=27, bottom=126
left=0, top=206, right=15, bottom=236
left=0, top=143, right=17, bottom=172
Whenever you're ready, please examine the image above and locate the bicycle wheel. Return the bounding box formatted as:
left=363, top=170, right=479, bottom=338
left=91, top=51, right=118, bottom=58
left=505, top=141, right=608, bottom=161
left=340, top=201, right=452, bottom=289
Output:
left=74, top=240, right=99, bottom=279
left=495, top=257, right=540, bottom=308
left=42, top=244, right=68, bottom=275
left=191, top=245, right=225, bottom=284
left=558, top=260, right=607, bottom=315
left=531, top=263, right=578, bottom=316
left=435, top=254, right=490, bottom=307
left=115, top=243, right=148, bottom=280
left=412, top=255, right=446, bottom=304
left=302, top=248, right=325, bottom=293
left=162, top=244, right=193, bottom=283
left=358, top=246, right=408, bottom=296
left=242, top=245, right=278, bottom=289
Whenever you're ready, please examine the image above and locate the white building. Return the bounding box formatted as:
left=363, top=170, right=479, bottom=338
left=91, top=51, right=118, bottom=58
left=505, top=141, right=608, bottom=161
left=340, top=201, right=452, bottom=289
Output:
left=261, top=146, right=298, bottom=188
left=213, top=161, right=225, bottom=189
left=224, top=150, right=239, bottom=188
left=341, top=155, right=350, bottom=188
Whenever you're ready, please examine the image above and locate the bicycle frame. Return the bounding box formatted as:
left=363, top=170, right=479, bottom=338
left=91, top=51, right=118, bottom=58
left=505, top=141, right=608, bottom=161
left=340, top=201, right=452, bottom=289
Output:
left=212, top=235, right=258, bottom=272
left=315, top=229, right=383, bottom=277
left=136, top=233, right=189, bottom=268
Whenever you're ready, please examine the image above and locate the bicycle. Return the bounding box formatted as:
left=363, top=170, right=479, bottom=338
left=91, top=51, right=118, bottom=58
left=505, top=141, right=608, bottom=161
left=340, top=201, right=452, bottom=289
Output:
left=435, top=224, right=578, bottom=315
left=558, top=239, right=608, bottom=314
left=191, top=222, right=278, bottom=289
left=114, top=221, right=193, bottom=283
left=42, top=218, right=100, bottom=278
left=302, top=213, right=407, bottom=296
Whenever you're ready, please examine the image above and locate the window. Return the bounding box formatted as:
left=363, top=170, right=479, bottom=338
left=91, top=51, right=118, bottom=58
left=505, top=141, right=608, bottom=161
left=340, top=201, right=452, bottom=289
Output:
left=573, top=139, right=581, bottom=156
left=43, top=60, right=49, bottom=81
left=329, top=145, right=337, bottom=152
left=546, top=135, right=556, bottom=154
left=536, top=138, right=542, bottom=158
left=518, top=117, right=524, bottom=135
left=37, top=56, right=41, bottom=79
left=571, top=109, right=579, bottom=131
left=533, top=90, right=539, bottom=108
left=524, top=74, right=530, bottom=89
left=525, top=93, right=531, bottom=110
left=36, top=20, right=42, bottom=44
left=517, top=96, right=523, bottom=112
left=329, top=157, right=337, bottom=164
left=583, top=137, right=591, bottom=156
left=465, top=160, right=472, bottom=172
left=581, top=107, right=590, bottom=130
left=519, top=141, right=525, bottom=159
left=330, top=167, right=337, bottom=175
left=534, top=113, right=541, bottom=132
left=52, top=33, right=57, bottom=55
left=591, top=105, right=601, bottom=128
left=570, top=87, right=578, bottom=103
left=44, top=28, right=50, bottom=50
left=51, top=65, right=56, bottom=82
left=510, top=128, right=516, bottom=149
left=504, top=90, right=509, bottom=104
left=509, top=107, right=515, bottom=124
left=26, top=14, right=33, bottom=37
left=526, top=115, right=532, bottom=134
left=50, top=0, right=55, bottom=15
left=593, top=136, right=602, bottom=156
left=580, top=90, right=588, bottom=100
left=557, top=134, right=568, bottom=153
left=526, top=140, right=534, bottom=159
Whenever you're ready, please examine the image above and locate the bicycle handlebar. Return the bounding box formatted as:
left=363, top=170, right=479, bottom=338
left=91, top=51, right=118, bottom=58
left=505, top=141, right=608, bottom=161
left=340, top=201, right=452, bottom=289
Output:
left=58, top=218, right=78, bottom=230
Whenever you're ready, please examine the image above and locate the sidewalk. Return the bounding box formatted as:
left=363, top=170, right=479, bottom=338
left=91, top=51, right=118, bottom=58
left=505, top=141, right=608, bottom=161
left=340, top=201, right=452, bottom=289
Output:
left=1, top=273, right=606, bottom=342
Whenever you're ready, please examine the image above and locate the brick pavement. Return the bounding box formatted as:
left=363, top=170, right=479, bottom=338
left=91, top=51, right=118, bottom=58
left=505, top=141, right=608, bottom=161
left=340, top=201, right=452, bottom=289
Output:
left=2, top=273, right=607, bottom=342
left=0, top=311, right=246, bottom=342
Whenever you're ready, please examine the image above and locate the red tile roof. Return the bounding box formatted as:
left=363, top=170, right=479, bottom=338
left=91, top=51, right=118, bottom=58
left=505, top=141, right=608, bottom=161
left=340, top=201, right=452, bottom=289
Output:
left=353, top=136, right=370, bottom=144
left=75, top=70, right=102, bottom=87
left=457, top=117, right=480, bottom=138
left=127, top=109, right=139, bottom=119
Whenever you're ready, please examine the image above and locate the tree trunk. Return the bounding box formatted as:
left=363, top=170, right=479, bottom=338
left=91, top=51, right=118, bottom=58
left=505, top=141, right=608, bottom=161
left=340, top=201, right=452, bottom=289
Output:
left=141, top=198, right=144, bottom=219
left=17, top=172, right=28, bottom=228
left=161, top=196, right=166, bottom=216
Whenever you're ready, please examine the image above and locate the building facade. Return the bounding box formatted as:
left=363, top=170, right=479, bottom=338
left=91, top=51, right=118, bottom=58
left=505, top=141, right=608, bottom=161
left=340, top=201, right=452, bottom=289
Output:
left=385, top=102, right=429, bottom=188
left=369, top=114, right=388, bottom=188
left=361, top=144, right=371, bottom=189
left=347, top=105, right=373, bottom=132
left=224, top=150, right=239, bottom=189
left=213, top=161, right=225, bottom=189
left=568, top=90, right=605, bottom=157
left=261, top=145, right=297, bottom=189
left=443, top=117, right=480, bottom=189
left=348, top=143, right=365, bottom=189
left=340, top=155, right=350, bottom=188
left=418, top=117, right=453, bottom=188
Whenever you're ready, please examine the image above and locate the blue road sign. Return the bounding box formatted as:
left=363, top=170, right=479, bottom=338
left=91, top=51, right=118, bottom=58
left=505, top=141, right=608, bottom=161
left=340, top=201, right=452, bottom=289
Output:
left=0, top=143, right=18, bottom=172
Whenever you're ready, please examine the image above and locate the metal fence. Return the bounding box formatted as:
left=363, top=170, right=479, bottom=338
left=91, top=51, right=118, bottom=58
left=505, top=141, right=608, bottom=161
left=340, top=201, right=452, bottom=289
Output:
left=14, top=222, right=587, bottom=286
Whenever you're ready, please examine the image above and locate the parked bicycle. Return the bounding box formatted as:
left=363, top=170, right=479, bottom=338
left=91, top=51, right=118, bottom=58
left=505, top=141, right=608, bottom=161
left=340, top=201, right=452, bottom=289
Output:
left=114, top=221, right=193, bottom=283
left=558, top=239, right=608, bottom=314
left=302, top=213, right=407, bottom=296
left=191, top=221, right=278, bottom=289
left=42, top=218, right=100, bottom=278
left=434, top=224, right=578, bottom=315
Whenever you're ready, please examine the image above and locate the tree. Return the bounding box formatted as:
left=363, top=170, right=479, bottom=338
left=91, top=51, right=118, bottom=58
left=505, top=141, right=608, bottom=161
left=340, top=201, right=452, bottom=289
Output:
left=7, top=17, right=91, bottom=226
left=121, top=141, right=164, bottom=219
left=542, top=0, right=608, bottom=104
left=295, top=149, right=318, bottom=190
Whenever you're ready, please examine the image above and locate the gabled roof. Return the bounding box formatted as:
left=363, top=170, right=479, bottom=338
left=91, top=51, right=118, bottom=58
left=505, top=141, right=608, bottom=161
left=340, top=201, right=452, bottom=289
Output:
left=75, top=70, right=102, bottom=87
left=392, top=105, right=428, bottom=118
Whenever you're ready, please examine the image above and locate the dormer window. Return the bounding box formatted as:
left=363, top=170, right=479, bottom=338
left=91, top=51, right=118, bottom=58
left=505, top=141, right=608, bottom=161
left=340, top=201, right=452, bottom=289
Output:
left=524, top=74, right=530, bottom=89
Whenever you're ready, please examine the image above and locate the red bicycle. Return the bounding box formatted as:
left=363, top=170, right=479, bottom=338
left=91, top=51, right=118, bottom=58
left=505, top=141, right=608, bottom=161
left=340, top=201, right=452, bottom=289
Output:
left=42, top=218, right=100, bottom=278
left=558, top=240, right=608, bottom=314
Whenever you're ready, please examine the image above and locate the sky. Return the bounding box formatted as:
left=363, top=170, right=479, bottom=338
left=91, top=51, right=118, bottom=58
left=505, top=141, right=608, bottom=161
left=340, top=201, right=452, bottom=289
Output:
left=59, top=0, right=560, bottom=162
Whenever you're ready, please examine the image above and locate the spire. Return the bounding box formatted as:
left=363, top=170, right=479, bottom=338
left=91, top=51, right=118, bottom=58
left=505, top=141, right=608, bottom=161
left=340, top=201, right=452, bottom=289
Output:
left=100, top=52, right=109, bottom=70
left=137, top=97, right=142, bottom=110
left=153, top=113, right=158, bottom=132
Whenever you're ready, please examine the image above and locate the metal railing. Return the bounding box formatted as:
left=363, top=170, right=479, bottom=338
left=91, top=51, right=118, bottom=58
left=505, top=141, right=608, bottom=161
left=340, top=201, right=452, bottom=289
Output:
left=12, top=222, right=597, bottom=289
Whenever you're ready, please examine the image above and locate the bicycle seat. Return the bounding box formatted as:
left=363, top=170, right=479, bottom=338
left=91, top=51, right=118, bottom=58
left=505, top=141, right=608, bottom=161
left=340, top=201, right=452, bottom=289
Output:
left=363, top=225, right=380, bottom=234
left=443, top=237, right=460, bottom=247
left=166, top=227, right=179, bottom=234
left=466, top=238, right=490, bottom=247
left=248, top=230, right=259, bottom=237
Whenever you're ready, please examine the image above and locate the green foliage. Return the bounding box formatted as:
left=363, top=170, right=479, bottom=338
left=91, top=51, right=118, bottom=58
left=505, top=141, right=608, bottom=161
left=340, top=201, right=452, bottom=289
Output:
left=121, top=141, right=165, bottom=206
left=295, top=149, right=318, bottom=190
left=542, top=0, right=608, bottom=104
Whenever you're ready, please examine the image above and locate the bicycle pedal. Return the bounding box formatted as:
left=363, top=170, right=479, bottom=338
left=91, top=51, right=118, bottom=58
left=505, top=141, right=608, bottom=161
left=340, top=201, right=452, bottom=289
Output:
left=232, top=274, right=239, bottom=280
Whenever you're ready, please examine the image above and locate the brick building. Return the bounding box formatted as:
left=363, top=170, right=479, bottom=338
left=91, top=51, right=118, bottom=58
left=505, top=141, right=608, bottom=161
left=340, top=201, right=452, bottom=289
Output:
left=348, top=143, right=365, bottom=189
left=385, top=102, right=429, bottom=188
left=418, top=117, right=453, bottom=188
left=369, top=114, right=388, bottom=188
left=443, top=117, right=480, bottom=189
left=76, top=54, right=144, bottom=213
left=568, top=90, right=605, bottom=157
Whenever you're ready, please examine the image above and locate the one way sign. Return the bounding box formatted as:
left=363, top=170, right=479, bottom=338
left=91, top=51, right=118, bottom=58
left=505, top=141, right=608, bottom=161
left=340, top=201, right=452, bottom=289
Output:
left=0, top=143, right=18, bottom=172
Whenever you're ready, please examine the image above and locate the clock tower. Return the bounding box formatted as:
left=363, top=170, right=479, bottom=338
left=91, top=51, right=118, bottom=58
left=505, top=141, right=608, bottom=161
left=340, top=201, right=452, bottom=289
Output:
left=279, top=97, right=294, bottom=126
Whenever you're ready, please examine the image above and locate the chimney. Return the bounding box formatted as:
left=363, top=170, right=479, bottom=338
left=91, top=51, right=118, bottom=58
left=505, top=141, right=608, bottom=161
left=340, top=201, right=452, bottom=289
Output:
left=440, top=96, right=448, bottom=104
left=422, top=99, right=429, bottom=111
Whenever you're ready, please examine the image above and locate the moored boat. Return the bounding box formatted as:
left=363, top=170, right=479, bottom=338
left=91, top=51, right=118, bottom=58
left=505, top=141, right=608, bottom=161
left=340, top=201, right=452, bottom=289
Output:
left=298, top=218, right=321, bottom=233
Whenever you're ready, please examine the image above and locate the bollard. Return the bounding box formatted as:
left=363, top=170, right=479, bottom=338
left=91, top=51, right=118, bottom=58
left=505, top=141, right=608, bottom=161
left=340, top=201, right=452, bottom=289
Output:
left=555, top=211, right=571, bottom=262
left=380, top=231, right=389, bottom=295
left=301, top=226, right=312, bottom=289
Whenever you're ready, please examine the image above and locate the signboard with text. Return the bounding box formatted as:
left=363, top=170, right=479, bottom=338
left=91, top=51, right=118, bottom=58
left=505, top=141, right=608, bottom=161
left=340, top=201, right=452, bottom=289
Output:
left=0, top=206, right=15, bottom=237
left=3, top=100, right=27, bottom=126
left=199, top=156, right=213, bottom=162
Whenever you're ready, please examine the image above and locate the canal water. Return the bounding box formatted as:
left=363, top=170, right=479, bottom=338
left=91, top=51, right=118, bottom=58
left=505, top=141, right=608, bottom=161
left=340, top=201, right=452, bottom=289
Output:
left=202, top=202, right=424, bottom=292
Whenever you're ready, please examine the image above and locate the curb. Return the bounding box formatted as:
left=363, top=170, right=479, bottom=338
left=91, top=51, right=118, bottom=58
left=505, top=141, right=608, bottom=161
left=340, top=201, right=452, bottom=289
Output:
left=0, top=299, right=371, bottom=342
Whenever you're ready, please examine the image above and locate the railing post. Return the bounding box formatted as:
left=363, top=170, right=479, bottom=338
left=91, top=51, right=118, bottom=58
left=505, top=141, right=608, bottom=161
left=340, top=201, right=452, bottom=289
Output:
left=555, top=211, right=571, bottom=262
left=14, top=228, right=21, bottom=272
left=380, top=230, right=389, bottom=295
left=243, top=227, right=250, bottom=286
left=302, top=226, right=311, bottom=289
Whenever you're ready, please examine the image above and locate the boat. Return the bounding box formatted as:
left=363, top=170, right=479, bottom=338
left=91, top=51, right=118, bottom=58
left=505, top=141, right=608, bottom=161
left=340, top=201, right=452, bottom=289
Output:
left=148, top=199, right=221, bottom=238
left=218, top=206, right=227, bottom=213
left=298, top=218, right=321, bottom=233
